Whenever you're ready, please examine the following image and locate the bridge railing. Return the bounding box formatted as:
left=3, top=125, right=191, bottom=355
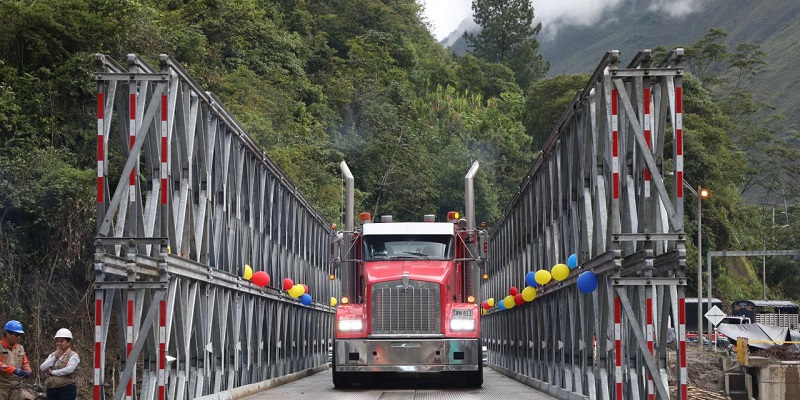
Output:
left=482, top=49, right=689, bottom=400
left=93, top=54, right=336, bottom=400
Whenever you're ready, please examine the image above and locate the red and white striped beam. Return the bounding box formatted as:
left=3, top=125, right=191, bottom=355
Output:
left=126, top=293, right=134, bottom=400
left=643, top=86, right=652, bottom=198
left=97, top=89, right=104, bottom=204
left=129, top=87, right=137, bottom=203
left=158, top=299, right=167, bottom=400
left=160, top=93, right=168, bottom=205
left=94, top=296, right=102, bottom=400
left=678, top=296, right=688, bottom=399
left=614, top=296, right=623, bottom=400
left=646, top=295, right=654, bottom=400
left=675, top=84, right=684, bottom=200
left=612, top=88, right=620, bottom=201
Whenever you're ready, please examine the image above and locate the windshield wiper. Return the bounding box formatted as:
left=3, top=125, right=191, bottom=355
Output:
left=400, top=251, right=429, bottom=260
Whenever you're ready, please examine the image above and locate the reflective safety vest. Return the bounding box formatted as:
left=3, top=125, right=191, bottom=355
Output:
left=0, top=341, right=26, bottom=389
left=45, top=350, right=77, bottom=389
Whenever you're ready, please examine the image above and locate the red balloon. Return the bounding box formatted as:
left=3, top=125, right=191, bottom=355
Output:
left=251, top=271, right=270, bottom=288
left=302, top=284, right=309, bottom=294
left=282, top=278, right=294, bottom=291
left=514, top=293, right=524, bottom=306
left=481, top=301, right=491, bottom=310
left=509, top=286, right=519, bottom=296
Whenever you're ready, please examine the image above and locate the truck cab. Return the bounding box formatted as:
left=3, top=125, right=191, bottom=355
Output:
left=329, top=162, right=488, bottom=388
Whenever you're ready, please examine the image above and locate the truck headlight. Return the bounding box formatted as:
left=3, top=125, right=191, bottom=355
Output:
left=449, top=319, right=475, bottom=331
left=338, top=319, right=364, bottom=332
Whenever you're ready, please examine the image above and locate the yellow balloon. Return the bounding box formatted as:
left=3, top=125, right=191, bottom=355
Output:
left=243, top=264, right=253, bottom=280
left=551, top=264, right=570, bottom=281
left=330, top=297, right=338, bottom=307
left=521, top=286, right=537, bottom=301
left=288, top=284, right=304, bottom=298
left=503, top=295, right=515, bottom=309
left=481, top=308, right=486, bottom=315
left=535, top=270, right=552, bottom=285
left=487, top=298, right=495, bottom=307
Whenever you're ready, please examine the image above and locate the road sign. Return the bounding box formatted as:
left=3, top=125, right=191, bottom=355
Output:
left=704, top=305, right=727, bottom=327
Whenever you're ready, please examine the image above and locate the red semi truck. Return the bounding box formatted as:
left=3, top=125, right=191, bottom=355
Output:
left=329, top=161, right=488, bottom=388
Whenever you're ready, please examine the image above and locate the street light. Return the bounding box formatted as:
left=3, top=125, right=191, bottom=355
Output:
left=684, top=181, right=710, bottom=344
left=763, top=201, right=790, bottom=300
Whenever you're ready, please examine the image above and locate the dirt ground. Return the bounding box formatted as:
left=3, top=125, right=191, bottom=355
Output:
left=667, top=342, right=729, bottom=397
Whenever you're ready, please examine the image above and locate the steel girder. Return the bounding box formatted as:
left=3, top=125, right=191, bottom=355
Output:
left=482, top=49, right=690, bottom=400
left=93, top=54, right=335, bottom=400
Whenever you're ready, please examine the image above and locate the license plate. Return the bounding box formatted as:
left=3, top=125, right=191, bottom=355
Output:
left=452, top=309, right=473, bottom=318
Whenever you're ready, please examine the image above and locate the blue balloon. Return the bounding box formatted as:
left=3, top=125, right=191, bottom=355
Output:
left=577, top=271, right=598, bottom=293
left=525, top=271, right=539, bottom=287
left=300, top=293, right=313, bottom=306
left=498, top=301, right=506, bottom=310
left=567, top=254, right=578, bottom=269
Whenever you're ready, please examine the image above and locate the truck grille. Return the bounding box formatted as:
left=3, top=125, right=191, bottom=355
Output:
left=371, top=280, right=441, bottom=335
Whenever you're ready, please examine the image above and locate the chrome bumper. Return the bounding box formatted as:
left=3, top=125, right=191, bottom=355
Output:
left=331, top=338, right=483, bottom=372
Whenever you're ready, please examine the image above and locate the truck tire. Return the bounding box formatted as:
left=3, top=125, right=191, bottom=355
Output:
left=332, top=370, right=352, bottom=389
left=331, top=340, right=352, bottom=389
left=464, top=363, right=483, bottom=388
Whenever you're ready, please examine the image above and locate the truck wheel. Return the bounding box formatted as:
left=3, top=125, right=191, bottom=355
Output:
left=464, top=364, right=483, bottom=388
left=332, top=370, right=351, bottom=388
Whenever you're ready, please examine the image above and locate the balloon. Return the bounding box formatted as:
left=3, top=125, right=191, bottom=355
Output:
left=514, top=293, right=524, bottom=306
left=498, top=301, right=506, bottom=311
left=300, top=293, right=312, bottom=306
left=551, top=264, right=570, bottom=281
left=282, top=278, right=294, bottom=291
left=509, top=286, right=519, bottom=296
left=302, top=284, right=309, bottom=294
left=535, top=270, right=552, bottom=286
left=503, top=295, right=515, bottom=309
left=481, top=308, right=486, bottom=315
left=577, top=271, right=598, bottom=293
left=567, top=254, right=578, bottom=269
left=525, top=271, right=538, bottom=287
left=251, top=271, right=270, bottom=287
left=288, top=284, right=305, bottom=298
left=330, top=297, right=337, bottom=307
left=521, top=286, right=537, bottom=302
left=482, top=301, right=491, bottom=310
left=243, top=264, right=253, bottom=280
left=487, top=298, right=495, bottom=307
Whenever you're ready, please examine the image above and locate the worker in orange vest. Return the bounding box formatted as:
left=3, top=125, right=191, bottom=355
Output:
left=0, top=320, right=32, bottom=400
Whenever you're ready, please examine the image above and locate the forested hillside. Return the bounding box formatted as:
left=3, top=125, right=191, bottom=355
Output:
left=1, top=2, right=799, bottom=395
left=0, top=0, right=536, bottom=371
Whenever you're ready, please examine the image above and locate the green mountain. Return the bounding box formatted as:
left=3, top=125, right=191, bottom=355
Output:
left=446, top=0, right=800, bottom=124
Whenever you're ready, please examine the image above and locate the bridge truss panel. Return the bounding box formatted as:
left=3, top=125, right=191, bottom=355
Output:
left=483, top=49, right=689, bottom=400
left=93, top=54, right=336, bottom=400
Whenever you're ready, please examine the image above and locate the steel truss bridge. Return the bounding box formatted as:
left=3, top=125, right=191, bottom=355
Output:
left=93, top=48, right=689, bottom=400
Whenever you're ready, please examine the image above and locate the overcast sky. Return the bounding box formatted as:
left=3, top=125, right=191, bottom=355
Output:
left=420, top=0, right=707, bottom=41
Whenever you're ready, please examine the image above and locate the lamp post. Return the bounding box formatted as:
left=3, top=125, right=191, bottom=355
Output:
left=684, top=182, right=710, bottom=344
left=763, top=202, right=790, bottom=300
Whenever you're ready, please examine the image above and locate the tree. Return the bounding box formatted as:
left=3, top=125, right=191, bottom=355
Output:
left=685, top=29, right=800, bottom=207
left=464, top=0, right=549, bottom=91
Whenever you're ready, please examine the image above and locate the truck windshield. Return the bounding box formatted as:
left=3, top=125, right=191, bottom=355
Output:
left=363, top=235, right=454, bottom=261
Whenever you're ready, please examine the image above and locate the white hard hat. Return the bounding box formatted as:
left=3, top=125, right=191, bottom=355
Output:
left=54, top=328, right=73, bottom=339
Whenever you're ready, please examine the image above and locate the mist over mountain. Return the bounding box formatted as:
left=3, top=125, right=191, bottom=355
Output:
left=442, top=0, right=800, bottom=123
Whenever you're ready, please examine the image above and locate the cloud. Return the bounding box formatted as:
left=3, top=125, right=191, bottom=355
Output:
left=532, top=0, right=708, bottom=38
left=648, top=0, right=706, bottom=17
left=419, top=0, right=474, bottom=40
left=425, top=0, right=709, bottom=42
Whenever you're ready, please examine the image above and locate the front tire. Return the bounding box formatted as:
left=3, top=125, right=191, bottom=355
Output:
left=464, top=363, right=483, bottom=388
left=332, top=369, right=352, bottom=389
